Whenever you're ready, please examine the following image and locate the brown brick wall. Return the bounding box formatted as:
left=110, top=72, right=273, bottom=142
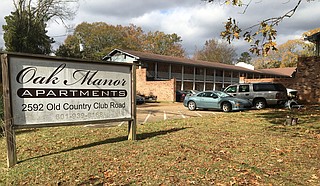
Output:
left=136, top=68, right=175, bottom=102
left=244, top=56, right=320, bottom=103
left=293, top=56, right=320, bottom=103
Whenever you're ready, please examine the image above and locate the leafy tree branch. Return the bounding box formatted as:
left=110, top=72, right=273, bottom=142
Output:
left=203, top=0, right=315, bottom=55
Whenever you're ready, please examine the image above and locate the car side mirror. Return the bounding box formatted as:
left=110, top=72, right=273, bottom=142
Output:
left=212, top=95, right=218, bottom=99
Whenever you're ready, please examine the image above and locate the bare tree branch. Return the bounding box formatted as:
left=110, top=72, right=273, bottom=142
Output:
left=13, top=0, right=79, bottom=22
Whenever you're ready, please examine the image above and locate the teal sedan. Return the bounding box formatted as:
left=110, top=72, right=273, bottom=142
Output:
left=183, top=91, right=252, bottom=112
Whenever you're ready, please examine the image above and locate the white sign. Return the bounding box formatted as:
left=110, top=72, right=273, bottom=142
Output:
left=9, top=56, right=132, bottom=126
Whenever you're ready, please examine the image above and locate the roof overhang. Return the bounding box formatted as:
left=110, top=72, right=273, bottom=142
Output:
left=103, top=48, right=140, bottom=61
left=105, top=48, right=292, bottom=78
left=305, top=32, right=320, bottom=43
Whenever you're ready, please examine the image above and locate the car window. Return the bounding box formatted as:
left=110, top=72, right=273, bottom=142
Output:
left=239, top=85, right=249, bottom=92
left=204, top=92, right=213, bottom=97
left=197, top=92, right=205, bottom=97
left=253, top=84, right=273, bottom=91
left=225, top=86, right=237, bottom=93
left=211, top=93, right=218, bottom=98
left=197, top=92, right=218, bottom=98
left=253, top=83, right=286, bottom=91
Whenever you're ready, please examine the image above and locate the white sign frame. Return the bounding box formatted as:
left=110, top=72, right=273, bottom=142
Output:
left=1, top=53, right=137, bottom=167
left=6, top=54, right=133, bottom=128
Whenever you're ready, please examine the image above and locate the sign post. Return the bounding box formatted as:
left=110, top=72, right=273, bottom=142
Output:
left=2, top=54, right=17, bottom=167
left=1, top=53, right=136, bottom=167
left=128, top=63, right=137, bottom=140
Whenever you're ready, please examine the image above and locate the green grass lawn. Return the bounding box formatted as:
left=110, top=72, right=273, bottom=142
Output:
left=1, top=106, right=320, bottom=185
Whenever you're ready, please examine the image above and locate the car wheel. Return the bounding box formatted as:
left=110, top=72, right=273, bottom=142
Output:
left=222, top=102, right=232, bottom=112
left=254, top=99, right=266, bottom=109
left=187, top=101, right=196, bottom=111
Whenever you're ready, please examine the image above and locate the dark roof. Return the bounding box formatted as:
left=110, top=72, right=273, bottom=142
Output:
left=106, top=49, right=292, bottom=77
left=257, top=67, right=296, bottom=77
left=306, top=32, right=320, bottom=43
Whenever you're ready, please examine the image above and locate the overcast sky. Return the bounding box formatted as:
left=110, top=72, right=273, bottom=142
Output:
left=0, top=0, right=319, bottom=57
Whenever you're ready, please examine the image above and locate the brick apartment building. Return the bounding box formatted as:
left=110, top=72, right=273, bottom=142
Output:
left=103, top=49, right=295, bottom=102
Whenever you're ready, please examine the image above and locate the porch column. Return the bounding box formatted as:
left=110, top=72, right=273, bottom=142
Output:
left=222, top=70, right=225, bottom=88
left=231, top=71, right=233, bottom=84
left=155, top=62, right=158, bottom=79
left=169, top=64, right=172, bottom=79
left=181, top=66, right=184, bottom=90
left=193, top=67, right=196, bottom=90
left=203, top=68, right=207, bottom=91
left=213, top=69, right=216, bottom=90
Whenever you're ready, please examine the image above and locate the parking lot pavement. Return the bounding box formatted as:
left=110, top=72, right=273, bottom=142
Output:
left=136, top=102, right=218, bottom=125
left=85, top=102, right=219, bottom=128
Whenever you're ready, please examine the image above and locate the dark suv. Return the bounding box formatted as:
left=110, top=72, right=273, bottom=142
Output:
left=224, top=83, right=288, bottom=109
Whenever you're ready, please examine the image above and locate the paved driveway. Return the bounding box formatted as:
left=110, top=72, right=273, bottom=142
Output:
left=136, top=102, right=220, bottom=125
left=85, top=102, right=221, bottom=128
